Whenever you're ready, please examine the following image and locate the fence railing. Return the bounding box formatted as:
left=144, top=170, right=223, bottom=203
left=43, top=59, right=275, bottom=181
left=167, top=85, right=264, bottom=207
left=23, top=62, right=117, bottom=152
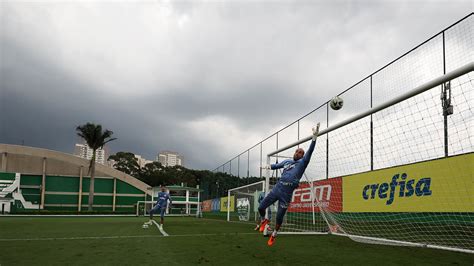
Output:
left=212, top=14, right=473, bottom=181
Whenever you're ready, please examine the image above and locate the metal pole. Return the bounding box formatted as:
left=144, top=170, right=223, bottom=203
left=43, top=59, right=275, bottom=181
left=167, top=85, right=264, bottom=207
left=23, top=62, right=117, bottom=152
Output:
left=237, top=155, right=240, bottom=178
left=297, top=120, right=300, bottom=148
left=326, top=103, right=329, bottom=179
left=227, top=190, right=230, bottom=221
left=260, top=143, right=263, bottom=178
left=247, top=150, right=250, bottom=184
left=40, top=157, right=46, bottom=210
left=265, top=156, right=270, bottom=219
left=197, top=189, right=201, bottom=218
left=78, top=166, right=83, bottom=212
left=276, top=133, right=279, bottom=179
left=442, top=31, right=448, bottom=157
left=370, top=75, right=374, bottom=171
left=310, top=179, right=316, bottom=225
left=112, top=177, right=116, bottom=212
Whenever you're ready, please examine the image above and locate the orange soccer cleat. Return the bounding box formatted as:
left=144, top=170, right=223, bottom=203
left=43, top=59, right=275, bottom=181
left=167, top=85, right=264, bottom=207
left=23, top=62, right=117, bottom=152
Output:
left=259, top=219, right=270, bottom=232
left=267, top=234, right=276, bottom=246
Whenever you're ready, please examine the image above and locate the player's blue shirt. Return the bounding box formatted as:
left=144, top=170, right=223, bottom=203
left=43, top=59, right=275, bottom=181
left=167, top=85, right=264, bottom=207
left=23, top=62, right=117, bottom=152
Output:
left=156, top=191, right=172, bottom=207
left=271, top=140, right=316, bottom=194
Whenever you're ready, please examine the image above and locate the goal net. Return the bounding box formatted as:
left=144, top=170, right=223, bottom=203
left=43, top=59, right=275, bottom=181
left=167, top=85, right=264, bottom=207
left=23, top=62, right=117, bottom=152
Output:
left=227, top=181, right=266, bottom=223
left=264, top=65, right=473, bottom=253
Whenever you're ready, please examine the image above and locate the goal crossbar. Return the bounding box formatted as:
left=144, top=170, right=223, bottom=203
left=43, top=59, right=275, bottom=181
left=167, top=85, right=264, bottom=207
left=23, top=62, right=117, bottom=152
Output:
left=228, top=181, right=266, bottom=193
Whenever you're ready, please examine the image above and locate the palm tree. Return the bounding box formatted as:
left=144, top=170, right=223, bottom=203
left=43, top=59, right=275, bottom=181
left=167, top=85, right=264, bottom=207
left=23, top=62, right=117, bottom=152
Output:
left=76, top=123, right=117, bottom=211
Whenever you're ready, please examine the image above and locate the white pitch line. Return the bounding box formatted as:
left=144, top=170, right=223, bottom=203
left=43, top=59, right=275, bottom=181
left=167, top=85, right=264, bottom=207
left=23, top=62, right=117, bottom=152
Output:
left=198, top=217, right=256, bottom=226
left=0, top=232, right=258, bottom=242
left=152, top=220, right=169, bottom=237
left=0, top=235, right=159, bottom=242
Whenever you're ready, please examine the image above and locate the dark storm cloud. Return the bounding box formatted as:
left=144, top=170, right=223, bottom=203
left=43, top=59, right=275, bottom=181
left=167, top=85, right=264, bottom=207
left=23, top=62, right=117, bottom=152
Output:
left=0, top=0, right=471, bottom=169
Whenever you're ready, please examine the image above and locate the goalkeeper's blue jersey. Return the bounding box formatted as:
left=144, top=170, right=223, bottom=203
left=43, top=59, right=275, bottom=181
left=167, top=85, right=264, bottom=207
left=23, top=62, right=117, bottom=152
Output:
left=156, top=192, right=171, bottom=207
left=271, top=140, right=316, bottom=194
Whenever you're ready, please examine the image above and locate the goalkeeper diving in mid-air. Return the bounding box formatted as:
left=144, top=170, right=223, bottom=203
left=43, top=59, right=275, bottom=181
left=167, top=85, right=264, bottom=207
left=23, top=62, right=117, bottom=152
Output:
left=257, top=123, right=320, bottom=246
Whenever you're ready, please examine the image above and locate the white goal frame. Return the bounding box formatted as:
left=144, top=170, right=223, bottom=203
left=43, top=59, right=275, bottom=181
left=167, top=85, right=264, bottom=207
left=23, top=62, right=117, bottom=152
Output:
left=227, top=181, right=265, bottom=222
left=264, top=63, right=474, bottom=254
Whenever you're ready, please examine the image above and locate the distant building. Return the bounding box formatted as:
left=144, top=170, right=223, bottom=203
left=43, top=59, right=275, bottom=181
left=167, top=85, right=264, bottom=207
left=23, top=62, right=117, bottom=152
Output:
left=135, top=154, right=153, bottom=168
left=157, top=151, right=183, bottom=167
left=74, top=143, right=106, bottom=165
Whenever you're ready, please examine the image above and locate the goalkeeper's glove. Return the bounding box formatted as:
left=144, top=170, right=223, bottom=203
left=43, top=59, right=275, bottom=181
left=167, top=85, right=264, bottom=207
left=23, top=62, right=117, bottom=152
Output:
left=312, top=123, right=320, bottom=141
left=260, top=165, right=271, bottom=170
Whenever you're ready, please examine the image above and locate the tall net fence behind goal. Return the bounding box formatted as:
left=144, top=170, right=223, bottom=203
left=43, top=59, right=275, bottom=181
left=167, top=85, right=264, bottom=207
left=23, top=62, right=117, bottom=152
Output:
left=266, top=67, right=473, bottom=253
left=216, top=15, right=472, bottom=253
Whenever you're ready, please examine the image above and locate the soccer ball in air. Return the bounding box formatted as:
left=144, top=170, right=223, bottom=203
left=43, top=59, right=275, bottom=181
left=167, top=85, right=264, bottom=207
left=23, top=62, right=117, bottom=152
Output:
left=330, top=96, right=344, bottom=110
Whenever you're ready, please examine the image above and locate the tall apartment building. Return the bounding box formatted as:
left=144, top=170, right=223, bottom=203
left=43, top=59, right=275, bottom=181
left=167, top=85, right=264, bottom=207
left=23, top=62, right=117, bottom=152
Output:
left=135, top=154, right=153, bottom=168
left=74, top=143, right=107, bottom=165
left=156, top=151, right=183, bottom=167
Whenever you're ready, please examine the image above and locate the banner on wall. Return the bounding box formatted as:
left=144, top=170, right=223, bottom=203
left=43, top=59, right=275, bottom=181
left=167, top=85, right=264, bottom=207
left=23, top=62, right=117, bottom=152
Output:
left=288, top=177, right=343, bottom=213
left=343, top=153, right=474, bottom=212
left=211, top=198, right=220, bottom=212
left=237, top=198, right=251, bottom=221
left=220, top=195, right=235, bottom=212
left=202, top=200, right=212, bottom=212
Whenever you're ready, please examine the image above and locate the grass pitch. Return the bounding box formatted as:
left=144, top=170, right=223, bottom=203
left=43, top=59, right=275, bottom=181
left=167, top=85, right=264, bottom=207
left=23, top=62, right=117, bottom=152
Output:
left=0, top=216, right=472, bottom=265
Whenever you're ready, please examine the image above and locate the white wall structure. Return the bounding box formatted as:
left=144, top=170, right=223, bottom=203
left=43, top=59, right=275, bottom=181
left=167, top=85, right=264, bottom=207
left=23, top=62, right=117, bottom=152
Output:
left=157, top=151, right=184, bottom=167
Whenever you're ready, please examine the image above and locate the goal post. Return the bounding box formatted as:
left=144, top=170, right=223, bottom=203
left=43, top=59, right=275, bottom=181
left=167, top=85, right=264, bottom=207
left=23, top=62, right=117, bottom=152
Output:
left=264, top=63, right=474, bottom=253
left=227, top=181, right=265, bottom=223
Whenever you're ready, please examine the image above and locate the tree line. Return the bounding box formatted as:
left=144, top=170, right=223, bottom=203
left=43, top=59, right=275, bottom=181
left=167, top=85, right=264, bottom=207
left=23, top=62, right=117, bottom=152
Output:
left=108, top=151, right=263, bottom=200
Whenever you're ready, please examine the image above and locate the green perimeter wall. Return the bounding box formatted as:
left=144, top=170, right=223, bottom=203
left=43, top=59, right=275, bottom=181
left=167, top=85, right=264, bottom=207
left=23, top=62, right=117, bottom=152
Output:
left=0, top=172, right=151, bottom=213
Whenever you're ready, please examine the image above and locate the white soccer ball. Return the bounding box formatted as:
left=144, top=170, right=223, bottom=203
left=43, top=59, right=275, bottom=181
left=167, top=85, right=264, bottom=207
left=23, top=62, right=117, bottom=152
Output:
left=142, top=224, right=149, bottom=229
left=330, top=96, right=344, bottom=110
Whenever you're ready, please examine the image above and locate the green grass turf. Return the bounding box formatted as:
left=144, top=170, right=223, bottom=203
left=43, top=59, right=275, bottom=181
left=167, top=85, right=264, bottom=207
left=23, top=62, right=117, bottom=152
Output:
left=0, top=216, right=472, bottom=265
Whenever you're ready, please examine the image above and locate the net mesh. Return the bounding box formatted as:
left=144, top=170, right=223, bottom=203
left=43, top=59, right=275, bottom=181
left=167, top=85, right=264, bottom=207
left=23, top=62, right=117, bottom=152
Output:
left=265, top=72, right=473, bottom=252
left=216, top=15, right=473, bottom=253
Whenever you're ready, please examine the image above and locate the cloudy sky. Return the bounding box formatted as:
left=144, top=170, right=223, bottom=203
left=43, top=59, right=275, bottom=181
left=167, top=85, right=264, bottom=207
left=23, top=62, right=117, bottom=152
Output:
left=0, top=0, right=470, bottom=170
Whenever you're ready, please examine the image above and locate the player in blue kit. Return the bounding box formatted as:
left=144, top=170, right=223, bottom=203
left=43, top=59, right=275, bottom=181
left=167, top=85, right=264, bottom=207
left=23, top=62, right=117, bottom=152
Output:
left=258, top=123, right=320, bottom=246
left=145, top=186, right=172, bottom=229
